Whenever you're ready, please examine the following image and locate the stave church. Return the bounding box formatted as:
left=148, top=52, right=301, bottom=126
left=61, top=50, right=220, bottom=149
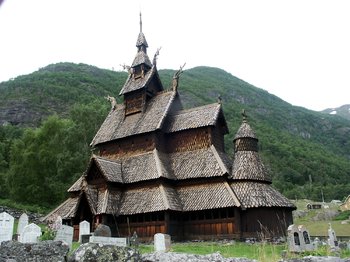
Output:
left=45, top=15, right=295, bottom=241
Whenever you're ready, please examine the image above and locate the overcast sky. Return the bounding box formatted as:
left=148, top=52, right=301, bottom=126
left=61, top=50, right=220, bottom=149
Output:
left=1, top=0, right=349, bottom=111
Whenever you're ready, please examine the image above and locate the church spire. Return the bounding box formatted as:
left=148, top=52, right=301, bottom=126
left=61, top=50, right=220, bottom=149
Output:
left=139, top=12, right=143, bottom=33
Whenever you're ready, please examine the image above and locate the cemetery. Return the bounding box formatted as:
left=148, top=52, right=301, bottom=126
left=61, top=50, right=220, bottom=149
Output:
left=1, top=14, right=350, bottom=262
left=1, top=209, right=350, bottom=261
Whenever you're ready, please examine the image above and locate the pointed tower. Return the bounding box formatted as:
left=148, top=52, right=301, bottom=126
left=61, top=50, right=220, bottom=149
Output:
left=229, top=110, right=295, bottom=238
left=119, top=13, right=164, bottom=116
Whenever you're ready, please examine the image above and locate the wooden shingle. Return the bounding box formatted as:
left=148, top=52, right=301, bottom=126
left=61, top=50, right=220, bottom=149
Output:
left=91, top=91, right=176, bottom=146
left=164, top=103, right=228, bottom=134
left=230, top=182, right=295, bottom=209
left=177, top=182, right=240, bottom=211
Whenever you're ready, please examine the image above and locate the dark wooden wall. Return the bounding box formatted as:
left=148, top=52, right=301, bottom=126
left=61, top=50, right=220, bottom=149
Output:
left=240, top=207, right=293, bottom=239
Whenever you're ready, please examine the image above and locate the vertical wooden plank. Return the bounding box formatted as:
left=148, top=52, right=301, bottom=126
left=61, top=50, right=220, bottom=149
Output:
left=227, top=222, right=233, bottom=234
left=222, top=222, right=228, bottom=234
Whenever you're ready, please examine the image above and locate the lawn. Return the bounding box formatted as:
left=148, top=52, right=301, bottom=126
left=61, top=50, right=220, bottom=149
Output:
left=138, top=241, right=350, bottom=262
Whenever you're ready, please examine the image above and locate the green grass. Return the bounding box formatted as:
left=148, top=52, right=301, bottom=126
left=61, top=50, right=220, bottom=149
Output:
left=138, top=241, right=350, bottom=262
left=293, top=199, right=350, bottom=236
left=139, top=242, right=286, bottom=261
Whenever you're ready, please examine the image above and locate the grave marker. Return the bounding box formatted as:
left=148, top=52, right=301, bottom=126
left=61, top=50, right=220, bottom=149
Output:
left=17, top=213, right=29, bottom=242
left=154, top=233, right=171, bottom=252
left=328, top=223, right=339, bottom=248
left=89, top=236, right=128, bottom=246
left=21, top=223, right=41, bottom=243
left=0, top=212, right=14, bottom=243
left=287, top=224, right=302, bottom=252
left=298, top=225, right=314, bottom=251
left=55, top=225, right=74, bottom=249
left=79, top=220, right=90, bottom=243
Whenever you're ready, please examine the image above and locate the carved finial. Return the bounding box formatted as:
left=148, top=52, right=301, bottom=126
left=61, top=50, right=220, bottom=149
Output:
left=120, top=64, right=133, bottom=75
left=106, top=95, right=117, bottom=110
left=217, top=94, right=222, bottom=104
left=172, top=63, right=186, bottom=92
left=242, top=109, right=248, bottom=122
left=153, top=47, right=161, bottom=66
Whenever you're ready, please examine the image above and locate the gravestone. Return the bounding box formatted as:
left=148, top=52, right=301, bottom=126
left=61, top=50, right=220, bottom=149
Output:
left=94, top=224, right=111, bottom=237
left=89, top=236, right=128, bottom=246
left=55, top=225, right=73, bottom=249
left=79, top=220, right=90, bottom=243
left=21, top=223, right=42, bottom=243
left=130, top=231, right=139, bottom=248
left=17, top=213, right=29, bottom=242
left=298, top=225, right=314, bottom=251
left=313, top=237, right=321, bottom=250
left=287, top=224, right=302, bottom=252
left=327, top=223, right=339, bottom=248
left=0, top=212, right=14, bottom=243
left=154, top=233, right=171, bottom=252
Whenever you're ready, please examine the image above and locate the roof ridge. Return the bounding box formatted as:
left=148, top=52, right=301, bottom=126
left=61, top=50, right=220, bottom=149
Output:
left=156, top=91, right=177, bottom=129
left=169, top=102, right=220, bottom=116
left=210, top=145, right=229, bottom=175
left=224, top=182, right=241, bottom=208
left=159, top=184, right=170, bottom=210
left=153, top=149, right=164, bottom=178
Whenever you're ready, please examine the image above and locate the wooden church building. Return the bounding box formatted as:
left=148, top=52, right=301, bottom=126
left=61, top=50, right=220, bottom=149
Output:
left=45, top=16, right=295, bottom=241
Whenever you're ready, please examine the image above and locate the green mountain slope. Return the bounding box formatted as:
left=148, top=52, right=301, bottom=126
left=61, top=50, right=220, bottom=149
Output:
left=322, top=104, right=350, bottom=121
left=0, top=62, right=349, bottom=205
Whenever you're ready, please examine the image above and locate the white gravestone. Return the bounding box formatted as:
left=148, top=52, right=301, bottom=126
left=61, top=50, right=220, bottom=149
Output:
left=328, top=223, right=339, bottom=248
left=55, top=225, right=74, bottom=249
left=154, top=233, right=171, bottom=252
left=17, top=213, right=29, bottom=242
left=89, top=236, right=128, bottom=246
left=287, top=224, right=302, bottom=252
left=298, top=225, right=314, bottom=251
left=79, top=220, right=90, bottom=243
left=0, top=212, right=14, bottom=243
left=21, top=223, right=41, bottom=243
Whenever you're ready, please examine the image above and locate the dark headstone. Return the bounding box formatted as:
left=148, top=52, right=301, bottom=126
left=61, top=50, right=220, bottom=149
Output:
left=93, top=224, right=111, bottom=237
left=81, top=234, right=92, bottom=244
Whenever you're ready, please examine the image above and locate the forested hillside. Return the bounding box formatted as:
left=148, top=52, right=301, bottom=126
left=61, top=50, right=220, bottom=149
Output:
left=0, top=62, right=349, bottom=209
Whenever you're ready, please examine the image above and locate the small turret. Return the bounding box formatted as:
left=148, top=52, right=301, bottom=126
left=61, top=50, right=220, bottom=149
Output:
left=230, top=110, right=271, bottom=182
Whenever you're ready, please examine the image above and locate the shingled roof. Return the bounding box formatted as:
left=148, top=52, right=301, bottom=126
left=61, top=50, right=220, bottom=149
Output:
left=43, top=196, right=80, bottom=222
left=230, top=182, right=295, bottom=209
left=231, top=151, right=271, bottom=182
left=93, top=156, right=123, bottom=183
left=121, top=149, right=175, bottom=183
left=177, top=182, right=240, bottom=211
left=234, top=119, right=257, bottom=140
left=91, top=91, right=176, bottom=146
left=131, top=50, right=152, bottom=68
left=164, top=103, right=228, bottom=134
left=118, top=184, right=182, bottom=215
left=169, top=145, right=230, bottom=180
left=119, top=65, right=157, bottom=95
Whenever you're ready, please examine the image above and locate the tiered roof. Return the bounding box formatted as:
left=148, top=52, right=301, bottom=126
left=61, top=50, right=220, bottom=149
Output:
left=45, top=17, right=295, bottom=224
left=230, top=112, right=294, bottom=209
